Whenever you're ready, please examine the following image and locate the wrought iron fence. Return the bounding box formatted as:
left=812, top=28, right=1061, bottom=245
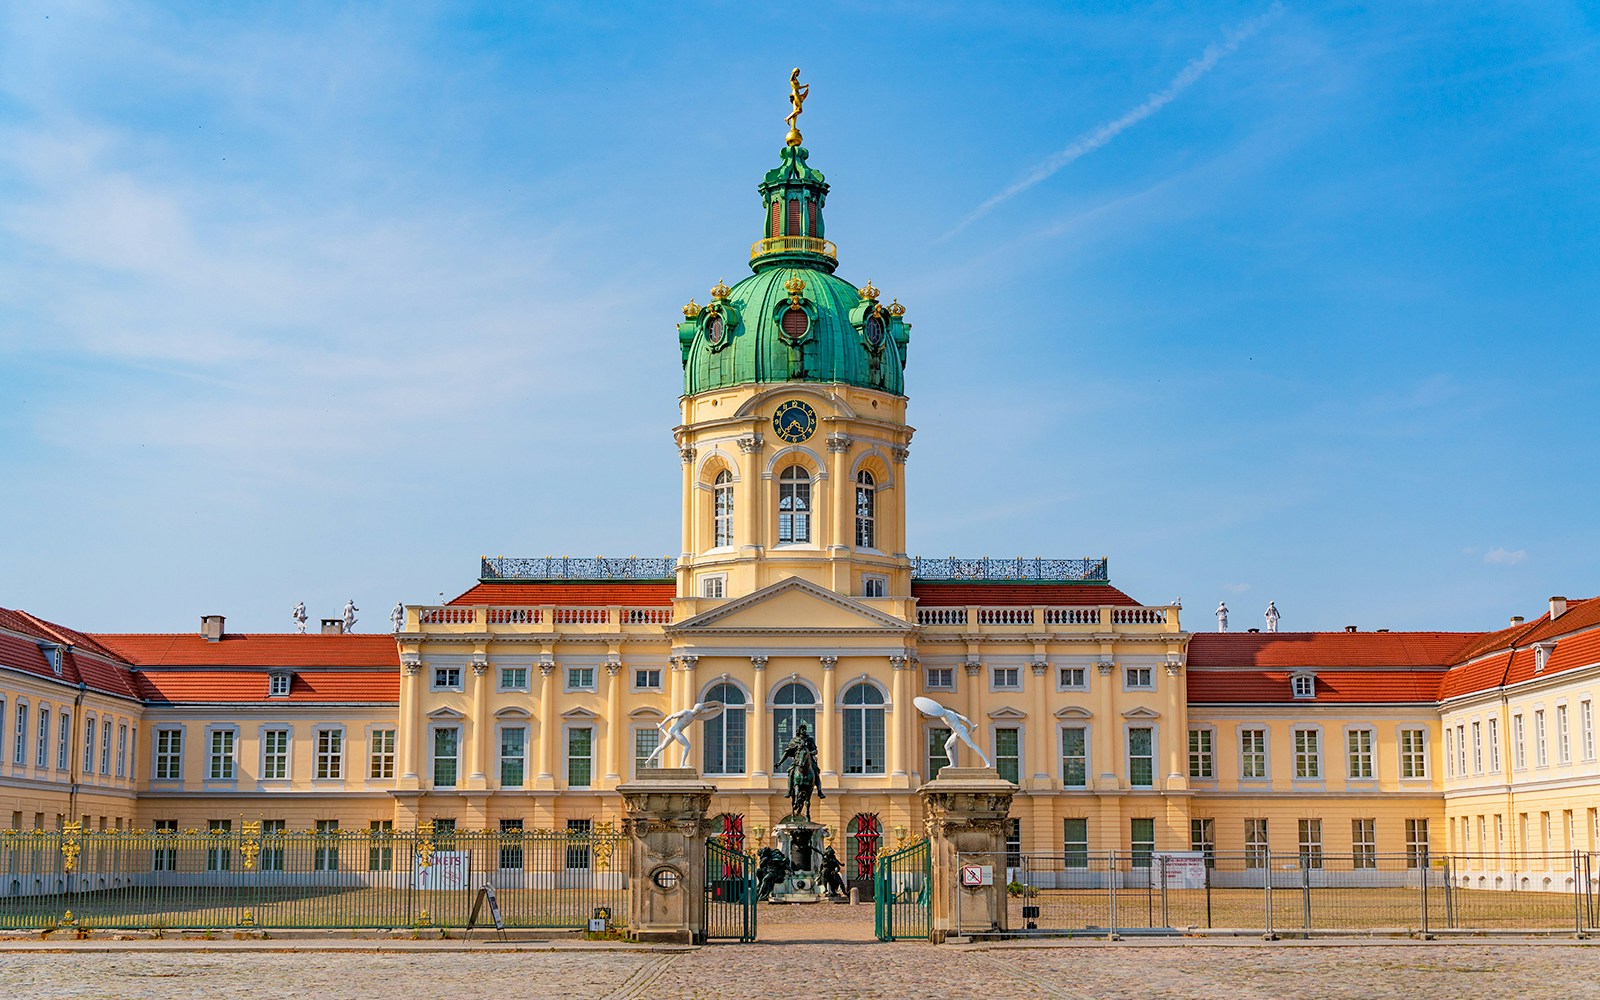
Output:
left=973, top=850, right=1600, bottom=937
left=910, top=557, right=1109, bottom=582
left=479, top=557, right=677, bottom=581
left=874, top=838, right=930, bottom=940
left=0, top=824, right=627, bottom=931
left=477, top=555, right=1113, bottom=583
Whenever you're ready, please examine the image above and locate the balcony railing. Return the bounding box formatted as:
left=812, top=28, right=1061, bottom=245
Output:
left=480, top=557, right=676, bottom=581
left=416, top=606, right=673, bottom=628
left=750, top=235, right=837, bottom=261
left=478, top=555, right=1109, bottom=583
left=915, top=605, right=1172, bottom=628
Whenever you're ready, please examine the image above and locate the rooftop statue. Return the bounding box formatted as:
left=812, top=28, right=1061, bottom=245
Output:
left=775, top=722, right=825, bottom=819
left=291, top=601, right=308, bottom=635
left=642, top=701, right=725, bottom=769
left=785, top=67, right=809, bottom=146
left=1264, top=601, right=1280, bottom=633
left=389, top=602, right=405, bottom=633
left=1216, top=601, right=1229, bottom=633
left=343, top=599, right=359, bottom=632
left=913, top=696, right=993, bottom=770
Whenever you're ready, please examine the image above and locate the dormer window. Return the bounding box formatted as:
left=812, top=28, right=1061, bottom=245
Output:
left=1291, top=673, right=1316, bottom=699
left=1535, top=643, right=1556, bottom=674
left=269, top=673, right=292, bottom=698
left=43, top=645, right=63, bottom=677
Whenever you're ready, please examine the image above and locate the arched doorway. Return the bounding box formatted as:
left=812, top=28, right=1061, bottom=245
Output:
left=847, top=812, right=882, bottom=899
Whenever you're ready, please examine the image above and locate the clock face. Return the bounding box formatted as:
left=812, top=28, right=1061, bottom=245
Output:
left=705, top=312, right=725, bottom=346
left=772, top=399, right=817, bottom=443
left=864, top=314, right=884, bottom=347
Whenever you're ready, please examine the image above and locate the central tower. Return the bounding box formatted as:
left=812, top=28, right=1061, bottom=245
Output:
left=673, top=75, right=914, bottom=610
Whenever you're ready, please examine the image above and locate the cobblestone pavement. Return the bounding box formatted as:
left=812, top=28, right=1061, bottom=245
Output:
left=3, top=906, right=1600, bottom=1000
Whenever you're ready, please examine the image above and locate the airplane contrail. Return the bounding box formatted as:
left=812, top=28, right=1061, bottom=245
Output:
left=939, top=5, right=1283, bottom=243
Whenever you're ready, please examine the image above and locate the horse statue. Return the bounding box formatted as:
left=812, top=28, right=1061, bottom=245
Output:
left=776, top=723, right=824, bottom=819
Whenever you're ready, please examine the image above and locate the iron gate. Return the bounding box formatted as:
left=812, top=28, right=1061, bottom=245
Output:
left=705, top=838, right=756, bottom=942
left=874, top=838, right=930, bottom=940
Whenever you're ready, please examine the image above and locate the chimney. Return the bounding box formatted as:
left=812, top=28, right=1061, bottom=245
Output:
left=200, top=615, right=225, bottom=642
left=1377, top=628, right=1390, bottom=633
left=1511, top=616, right=1525, bottom=626
left=1247, top=628, right=1260, bottom=633
left=1550, top=596, right=1568, bottom=621
left=320, top=618, right=344, bottom=635
left=1344, top=625, right=1357, bottom=633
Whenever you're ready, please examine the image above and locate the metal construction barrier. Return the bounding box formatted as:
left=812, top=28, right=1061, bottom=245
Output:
left=705, top=838, right=756, bottom=942
left=874, top=838, right=930, bottom=941
left=0, top=822, right=627, bottom=931
left=971, top=850, right=1600, bottom=938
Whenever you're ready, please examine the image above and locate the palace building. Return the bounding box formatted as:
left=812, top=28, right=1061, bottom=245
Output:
left=2, top=97, right=1596, bottom=896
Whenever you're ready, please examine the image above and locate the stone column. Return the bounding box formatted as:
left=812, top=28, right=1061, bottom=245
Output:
left=605, top=660, right=624, bottom=785
left=619, top=767, right=716, bottom=944
left=921, top=766, right=1016, bottom=943
left=889, top=655, right=909, bottom=781
left=467, top=655, right=489, bottom=789
left=817, top=655, right=839, bottom=780
left=398, top=654, right=422, bottom=788
left=535, top=656, right=557, bottom=789
left=1029, top=660, right=1050, bottom=789
left=750, top=656, right=770, bottom=778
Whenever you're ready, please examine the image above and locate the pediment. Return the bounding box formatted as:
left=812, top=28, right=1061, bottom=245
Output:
left=561, top=707, right=600, bottom=720
left=629, top=706, right=665, bottom=719
left=1122, top=706, right=1160, bottom=720
left=493, top=707, right=531, bottom=719
left=668, top=576, right=913, bottom=634
left=1055, top=706, right=1093, bottom=719
left=426, top=707, right=465, bottom=720
left=988, top=706, right=1027, bottom=720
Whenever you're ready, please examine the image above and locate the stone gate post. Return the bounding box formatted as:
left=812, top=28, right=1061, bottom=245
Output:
left=920, top=766, right=1016, bottom=943
left=618, top=766, right=715, bottom=944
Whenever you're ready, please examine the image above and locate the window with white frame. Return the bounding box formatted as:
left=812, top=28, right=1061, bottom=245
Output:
left=1127, top=727, right=1154, bottom=788
left=700, top=575, right=726, bottom=599
left=777, top=464, right=811, bottom=543
left=1058, top=665, right=1087, bottom=689
left=57, top=711, right=69, bottom=771
left=854, top=470, right=876, bottom=548
left=567, top=727, right=593, bottom=787
left=432, top=666, right=462, bottom=691
left=1245, top=818, right=1269, bottom=868
left=1405, top=818, right=1429, bottom=868
left=1488, top=717, right=1501, bottom=771
left=1557, top=705, right=1571, bottom=765
left=994, top=727, right=1020, bottom=784
left=1583, top=701, right=1595, bottom=762
left=771, top=682, right=817, bottom=768
left=1188, top=729, right=1213, bottom=779
left=991, top=665, right=1021, bottom=690
left=12, top=703, right=26, bottom=765
left=1513, top=713, right=1526, bottom=769
left=1291, top=673, right=1315, bottom=699
left=314, top=819, right=339, bottom=871
left=1535, top=709, right=1548, bottom=766
left=1130, top=817, right=1155, bottom=868
left=634, top=667, right=662, bottom=690
left=1293, top=729, right=1321, bottom=779
left=207, top=819, right=232, bottom=872
left=928, top=726, right=951, bottom=779
left=129, top=725, right=137, bottom=777
left=1063, top=817, right=1089, bottom=868
left=1061, top=727, right=1088, bottom=787
left=1240, top=729, right=1267, bottom=779
left=268, top=672, right=291, bottom=697
left=1352, top=818, right=1377, bottom=869
left=154, top=729, right=183, bottom=780
left=1298, top=818, right=1323, bottom=868
left=116, top=724, right=127, bottom=777
left=1347, top=728, right=1374, bottom=779
left=862, top=575, right=887, bottom=598
left=713, top=469, right=734, bottom=547
left=567, top=665, right=596, bottom=691
left=702, top=682, right=747, bottom=775
left=500, top=666, right=529, bottom=692
left=1191, top=818, right=1215, bottom=867
left=369, top=729, right=396, bottom=779
left=1400, top=728, right=1427, bottom=778
left=100, top=719, right=111, bottom=774
left=208, top=729, right=236, bottom=780
left=500, top=726, right=526, bottom=787
left=842, top=682, right=886, bottom=776
left=262, top=728, right=289, bottom=780
left=1472, top=721, right=1484, bottom=773
left=315, top=729, right=344, bottom=779
left=433, top=727, right=460, bottom=787
left=634, top=726, right=661, bottom=774
left=1124, top=665, right=1153, bottom=689
left=35, top=709, right=48, bottom=769
left=1457, top=724, right=1467, bottom=776
left=925, top=666, right=954, bottom=690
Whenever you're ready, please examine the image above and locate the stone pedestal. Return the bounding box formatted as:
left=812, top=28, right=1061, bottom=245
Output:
left=618, top=766, right=715, bottom=944
left=920, top=766, right=1017, bottom=943
left=770, top=817, right=828, bottom=902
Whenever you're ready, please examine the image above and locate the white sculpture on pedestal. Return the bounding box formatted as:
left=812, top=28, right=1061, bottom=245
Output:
left=1216, top=601, right=1229, bottom=633
left=291, top=601, right=308, bottom=635
left=642, top=701, right=725, bottom=769
left=343, top=599, right=359, bottom=633
left=1264, top=601, right=1280, bottom=633
left=913, top=696, right=992, bottom=769
left=389, top=602, right=405, bottom=633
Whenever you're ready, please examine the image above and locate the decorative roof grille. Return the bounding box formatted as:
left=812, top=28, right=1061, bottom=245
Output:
left=479, top=556, right=1109, bottom=583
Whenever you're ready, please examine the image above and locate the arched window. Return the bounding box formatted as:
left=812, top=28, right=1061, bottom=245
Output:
left=854, top=470, right=875, bottom=548
left=713, top=470, right=734, bottom=547
left=772, top=682, right=817, bottom=767
left=777, top=465, right=811, bottom=544
left=702, top=682, right=747, bottom=775
left=713, top=813, right=745, bottom=853
left=842, top=682, right=886, bottom=776
left=848, top=813, right=882, bottom=883
left=787, top=199, right=802, bottom=237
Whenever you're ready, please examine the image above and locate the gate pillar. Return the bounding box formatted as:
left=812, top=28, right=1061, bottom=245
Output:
left=619, top=767, right=715, bottom=944
left=920, top=766, right=1015, bottom=943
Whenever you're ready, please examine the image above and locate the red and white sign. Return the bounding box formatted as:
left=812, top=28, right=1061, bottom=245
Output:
left=960, top=864, right=984, bottom=887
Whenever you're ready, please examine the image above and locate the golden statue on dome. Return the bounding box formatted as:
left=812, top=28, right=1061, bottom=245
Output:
left=785, top=68, right=809, bottom=146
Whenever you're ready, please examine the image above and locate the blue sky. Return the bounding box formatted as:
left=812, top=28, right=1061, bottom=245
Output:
left=1, top=1, right=1595, bottom=634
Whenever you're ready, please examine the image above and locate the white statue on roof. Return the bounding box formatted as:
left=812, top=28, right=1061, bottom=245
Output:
left=642, top=701, right=726, bottom=769
left=1264, top=601, right=1280, bottom=633
left=390, top=602, right=405, bottom=633
left=343, top=599, right=359, bottom=633
left=291, top=601, right=308, bottom=635
left=1216, top=601, right=1229, bottom=633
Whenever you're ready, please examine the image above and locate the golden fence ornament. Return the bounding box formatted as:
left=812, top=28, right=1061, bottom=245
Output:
left=240, top=821, right=261, bottom=871
left=592, top=822, right=616, bottom=871
left=60, top=821, right=82, bottom=874
left=415, top=819, right=435, bottom=870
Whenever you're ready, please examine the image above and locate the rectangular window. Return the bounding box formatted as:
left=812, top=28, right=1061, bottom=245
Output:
left=1399, top=728, right=1427, bottom=778
left=1058, top=666, right=1086, bottom=689
left=1188, top=729, right=1213, bottom=779
left=433, top=818, right=457, bottom=849
left=926, top=726, right=951, bottom=779
left=499, top=666, right=529, bottom=691
left=925, top=666, right=954, bottom=690
left=1352, top=818, right=1377, bottom=869
left=1457, top=725, right=1467, bottom=775
left=1293, top=729, right=1321, bottom=779
left=315, top=729, right=344, bottom=779
left=1347, top=729, right=1374, bottom=779
left=84, top=717, right=96, bottom=776
left=1063, top=817, right=1088, bottom=869
left=433, top=727, right=460, bottom=787
left=1124, top=666, right=1153, bottom=689
left=116, top=724, right=127, bottom=777
left=207, top=819, right=232, bottom=871
left=1060, top=727, right=1087, bottom=788
left=1535, top=709, right=1548, bottom=766
left=500, top=726, right=527, bottom=787
left=1557, top=706, right=1571, bottom=765
left=635, top=727, right=661, bottom=774
left=1513, top=714, right=1526, bottom=769
left=152, top=820, right=177, bottom=871
left=101, top=720, right=112, bottom=774
left=1471, top=720, right=1483, bottom=773
left=1297, top=818, right=1323, bottom=869
left=1190, top=818, right=1215, bottom=868
left=207, top=729, right=235, bottom=780
left=567, top=727, right=593, bottom=787
left=314, top=819, right=339, bottom=871
left=1245, top=818, right=1269, bottom=869
left=1004, top=817, right=1022, bottom=870
left=1488, top=717, right=1501, bottom=772
left=634, top=668, right=662, bottom=690
left=57, top=711, right=70, bottom=771
left=368, top=820, right=393, bottom=871
left=499, top=819, right=525, bottom=870
left=994, top=727, right=1020, bottom=784
left=36, top=709, right=49, bottom=768
left=565, top=818, right=592, bottom=869
left=700, top=576, right=726, bottom=599
left=1584, top=701, right=1595, bottom=762
left=13, top=703, right=27, bottom=765
left=567, top=666, right=595, bottom=691
left=1129, top=817, right=1155, bottom=869
left=260, top=819, right=285, bottom=871
left=155, top=729, right=183, bottom=780
left=432, top=667, right=462, bottom=691
left=991, top=666, right=1021, bottom=690
left=1405, top=818, right=1429, bottom=868
left=1240, top=729, right=1267, bottom=779
left=862, top=576, right=887, bottom=598
left=369, top=729, right=396, bottom=779
left=262, top=729, right=289, bottom=780
left=1127, top=727, right=1154, bottom=788
left=129, top=726, right=137, bottom=777
left=269, top=673, right=291, bottom=697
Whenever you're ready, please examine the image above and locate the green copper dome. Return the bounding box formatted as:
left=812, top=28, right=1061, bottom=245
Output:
left=678, top=145, right=910, bottom=397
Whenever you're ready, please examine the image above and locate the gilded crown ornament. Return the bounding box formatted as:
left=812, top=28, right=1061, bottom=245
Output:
left=710, top=278, right=731, bottom=301
left=682, top=298, right=701, bottom=318
left=783, top=274, right=807, bottom=303
left=785, top=68, right=809, bottom=147
left=886, top=298, right=906, bottom=317
left=858, top=279, right=880, bottom=301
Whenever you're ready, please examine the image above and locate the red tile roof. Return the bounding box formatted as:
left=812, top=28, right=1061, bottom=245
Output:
left=448, top=582, right=677, bottom=606
left=93, top=633, right=400, bottom=668
left=0, top=608, right=143, bottom=700
left=1187, top=668, right=1447, bottom=704
left=0, top=608, right=125, bottom=660
left=911, top=583, right=1140, bottom=606
left=1441, top=598, right=1600, bottom=700
left=1187, top=631, right=1484, bottom=668
left=136, top=670, right=398, bottom=704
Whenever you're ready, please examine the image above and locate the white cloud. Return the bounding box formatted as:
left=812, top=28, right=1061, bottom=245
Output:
left=1483, top=547, right=1527, bottom=566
